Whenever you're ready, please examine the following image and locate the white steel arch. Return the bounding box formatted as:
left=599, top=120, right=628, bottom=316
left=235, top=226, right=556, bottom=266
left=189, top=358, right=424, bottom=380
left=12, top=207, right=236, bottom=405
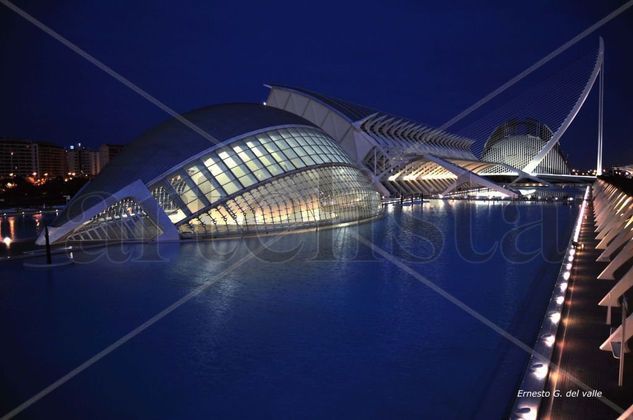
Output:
left=523, top=38, right=604, bottom=174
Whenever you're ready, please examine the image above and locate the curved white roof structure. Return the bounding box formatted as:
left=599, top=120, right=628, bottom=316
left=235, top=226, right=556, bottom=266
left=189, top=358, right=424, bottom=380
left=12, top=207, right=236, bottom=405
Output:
left=265, top=85, right=519, bottom=197
left=39, top=103, right=381, bottom=245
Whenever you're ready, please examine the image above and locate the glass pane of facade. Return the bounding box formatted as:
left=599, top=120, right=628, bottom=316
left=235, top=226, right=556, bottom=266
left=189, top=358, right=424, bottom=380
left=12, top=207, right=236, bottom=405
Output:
left=150, top=126, right=370, bottom=234
left=169, top=174, right=205, bottom=213
left=178, top=165, right=381, bottom=237
left=151, top=184, right=187, bottom=223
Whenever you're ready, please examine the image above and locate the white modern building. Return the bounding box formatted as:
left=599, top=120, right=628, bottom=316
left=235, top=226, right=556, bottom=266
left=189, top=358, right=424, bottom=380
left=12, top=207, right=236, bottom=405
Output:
left=38, top=104, right=382, bottom=244
left=265, top=85, right=567, bottom=198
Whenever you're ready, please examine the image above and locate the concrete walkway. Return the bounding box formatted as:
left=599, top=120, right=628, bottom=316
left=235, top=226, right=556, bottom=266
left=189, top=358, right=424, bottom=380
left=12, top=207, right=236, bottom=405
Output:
left=543, top=198, right=633, bottom=419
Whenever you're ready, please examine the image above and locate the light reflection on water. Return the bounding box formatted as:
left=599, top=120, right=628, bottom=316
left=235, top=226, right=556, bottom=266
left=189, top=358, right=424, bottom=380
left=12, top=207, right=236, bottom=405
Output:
left=0, top=212, right=56, bottom=256
left=0, top=200, right=577, bottom=418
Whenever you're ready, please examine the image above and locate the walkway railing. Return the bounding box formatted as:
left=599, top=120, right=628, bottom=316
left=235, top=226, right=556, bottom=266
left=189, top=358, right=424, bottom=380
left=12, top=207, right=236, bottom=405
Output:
left=510, top=185, right=590, bottom=420
left=592, top=179, right=633, bottom=394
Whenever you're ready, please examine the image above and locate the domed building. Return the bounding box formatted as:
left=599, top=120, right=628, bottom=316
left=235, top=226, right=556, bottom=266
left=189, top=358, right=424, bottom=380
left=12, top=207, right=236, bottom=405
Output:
left=481, top=118, right=571, bottom=175
left=38, top=103, right=382, bottom=244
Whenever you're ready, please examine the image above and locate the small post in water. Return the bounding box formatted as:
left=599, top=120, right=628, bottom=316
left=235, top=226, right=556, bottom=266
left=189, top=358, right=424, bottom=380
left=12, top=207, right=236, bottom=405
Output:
left=44, top=224, right=52, bottom=265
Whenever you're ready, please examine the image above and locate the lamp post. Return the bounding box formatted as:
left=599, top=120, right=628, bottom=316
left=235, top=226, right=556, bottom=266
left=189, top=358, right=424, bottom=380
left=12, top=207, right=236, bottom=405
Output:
left=44, top=224, right=52, bottom=265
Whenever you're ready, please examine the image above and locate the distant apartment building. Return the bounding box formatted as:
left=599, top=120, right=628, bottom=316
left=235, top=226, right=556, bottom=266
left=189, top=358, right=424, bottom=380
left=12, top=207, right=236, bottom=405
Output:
left=1, top=139, right=123, bottom=179
left=36, top=142, right=67, bottom=177
left=0, top=138, right=66, bottom=178
left=98, top=144, right=124, bottom=170
left=66, top=143, right=100, bottom=176
left=0, top=138, right=33, bottom=177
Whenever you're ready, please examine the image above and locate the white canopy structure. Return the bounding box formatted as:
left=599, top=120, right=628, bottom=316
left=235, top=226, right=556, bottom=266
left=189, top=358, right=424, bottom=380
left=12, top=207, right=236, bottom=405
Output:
left=593, top=180, right=633, bottom=343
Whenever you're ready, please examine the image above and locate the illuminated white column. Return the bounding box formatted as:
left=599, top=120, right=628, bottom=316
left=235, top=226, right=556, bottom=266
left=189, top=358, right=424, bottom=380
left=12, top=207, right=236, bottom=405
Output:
left=597, top=57, right=604, bottom=176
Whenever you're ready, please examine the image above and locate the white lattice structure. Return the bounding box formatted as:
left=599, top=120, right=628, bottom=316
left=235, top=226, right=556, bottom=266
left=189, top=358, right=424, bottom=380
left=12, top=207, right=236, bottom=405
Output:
left=480, top=118, right=571, bottom=175
left=265, top=84, right=519, bottom=197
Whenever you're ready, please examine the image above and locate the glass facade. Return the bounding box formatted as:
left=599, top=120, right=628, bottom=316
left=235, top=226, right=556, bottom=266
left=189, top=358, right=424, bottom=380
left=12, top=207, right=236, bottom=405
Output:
left=65, top=197, right=162, bottom=242
left=150, top=126, right=381, bottom=237
left=59, top=126, right=381, bottom=243
left=178, top=166, right=381, bottom=237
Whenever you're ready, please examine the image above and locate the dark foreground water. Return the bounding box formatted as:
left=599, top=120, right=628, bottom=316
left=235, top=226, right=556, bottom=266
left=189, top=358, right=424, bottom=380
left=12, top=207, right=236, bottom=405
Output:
left=0, top=200, right=576, bottom=419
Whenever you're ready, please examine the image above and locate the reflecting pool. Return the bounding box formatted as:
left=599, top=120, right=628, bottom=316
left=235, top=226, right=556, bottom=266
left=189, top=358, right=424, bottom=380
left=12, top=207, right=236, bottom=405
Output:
left=0, top=200, right=576, bottom=419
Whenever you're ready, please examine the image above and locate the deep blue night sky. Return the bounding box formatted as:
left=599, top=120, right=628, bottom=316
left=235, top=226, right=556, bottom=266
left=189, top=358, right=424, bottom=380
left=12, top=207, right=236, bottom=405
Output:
left=0, top=0, right=632, bottom=168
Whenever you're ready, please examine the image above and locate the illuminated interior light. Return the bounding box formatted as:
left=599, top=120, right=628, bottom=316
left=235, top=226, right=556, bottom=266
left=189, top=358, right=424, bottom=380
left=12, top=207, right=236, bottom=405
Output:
left=532, top=363, right=549, bottom=380
left=550, top=312, right=561, bottom=324
left=543, top=335, right=555, bottom=347
left=556, top=296, right=564, bottom=305
left=559, top=282, right=568, bottom=292
left=563, top=271, right=570, bottom=280
left=514, top=406, right=537, bottom=420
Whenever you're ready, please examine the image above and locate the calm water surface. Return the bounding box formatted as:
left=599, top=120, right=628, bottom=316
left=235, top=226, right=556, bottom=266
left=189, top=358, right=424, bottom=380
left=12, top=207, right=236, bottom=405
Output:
left=0, top=200, right=576, bottom=419
left=0, top=212, right=57, bottom=257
